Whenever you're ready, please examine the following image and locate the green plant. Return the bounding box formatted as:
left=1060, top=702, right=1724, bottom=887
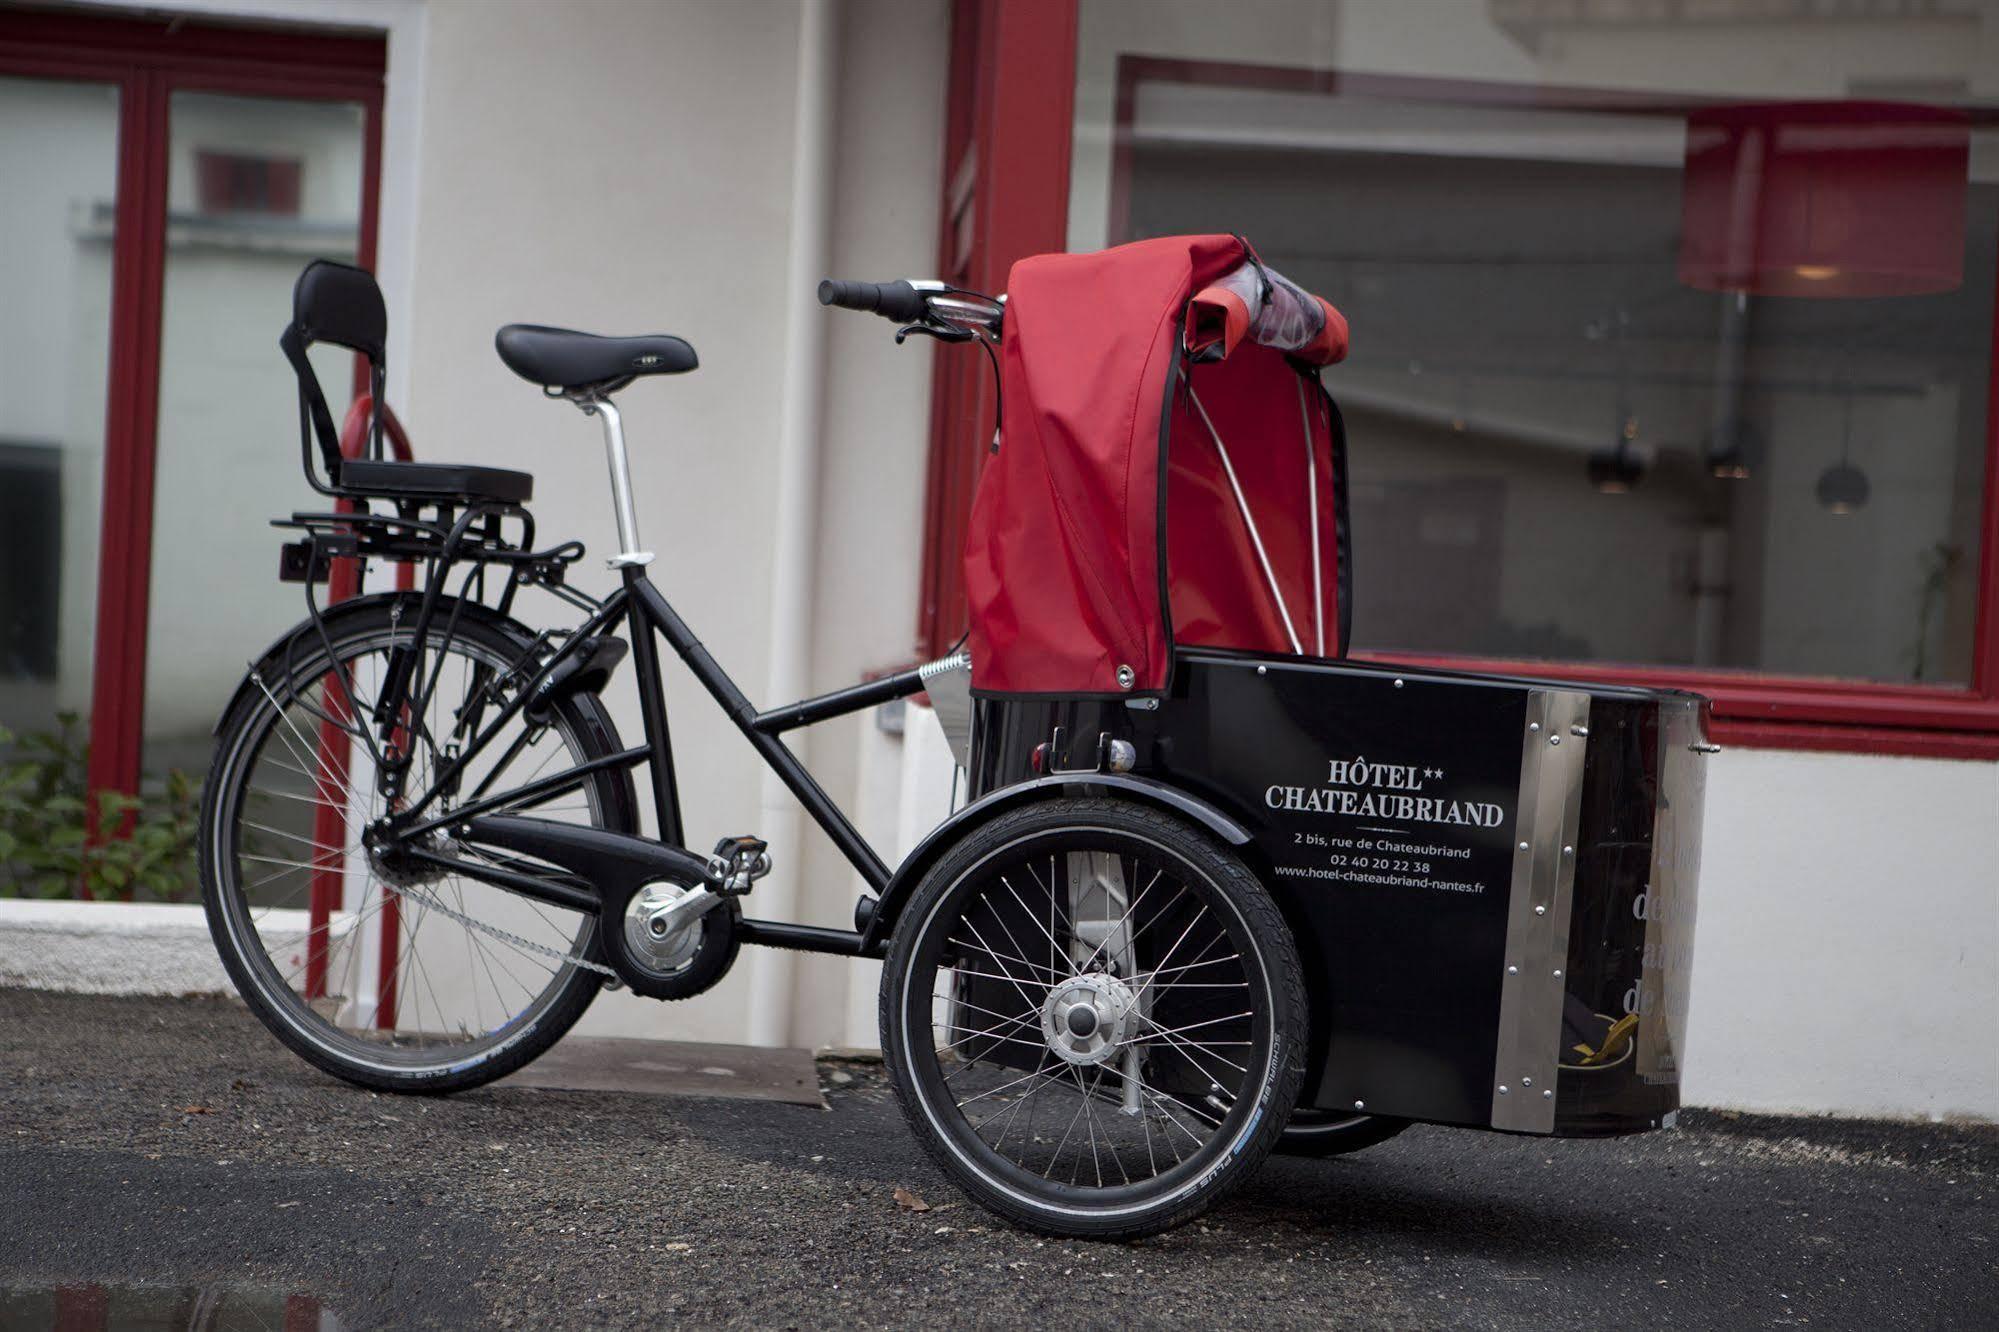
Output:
left=0, top=713, right=201, bottom=902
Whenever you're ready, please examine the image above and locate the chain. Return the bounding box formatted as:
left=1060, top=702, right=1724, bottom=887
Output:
left=389, top=879, right=620, bottom=979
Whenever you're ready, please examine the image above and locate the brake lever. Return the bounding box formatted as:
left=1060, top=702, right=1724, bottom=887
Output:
left=895, top=322, right=976, bottom=346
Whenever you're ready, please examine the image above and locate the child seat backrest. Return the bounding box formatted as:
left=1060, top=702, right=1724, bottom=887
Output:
left=295, top=259, right=387, bottom=362
left=281, top=258, right=388, bottom=493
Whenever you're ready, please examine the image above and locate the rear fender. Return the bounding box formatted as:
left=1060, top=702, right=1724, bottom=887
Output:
left=857, top=772, right=1252, bottom=953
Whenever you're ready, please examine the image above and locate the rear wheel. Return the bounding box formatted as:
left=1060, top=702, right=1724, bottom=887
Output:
left=880, top=799, right=1305, bottom=1240
left=199, top=596, right=636, bottom=1094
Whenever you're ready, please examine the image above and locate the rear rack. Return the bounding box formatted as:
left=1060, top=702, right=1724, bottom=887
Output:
left=276, top=507, right=582, bottom=577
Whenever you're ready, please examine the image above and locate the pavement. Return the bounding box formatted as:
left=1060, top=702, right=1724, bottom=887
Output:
left=0, top=988, right=1993, bottom=1330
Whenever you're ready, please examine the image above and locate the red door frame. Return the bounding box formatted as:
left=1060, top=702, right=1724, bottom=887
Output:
left=920, top=13, right=1999, bottom=759
left=915, top=0, right=1079, bottom=656
left=0, top=11, right=387, bottom=833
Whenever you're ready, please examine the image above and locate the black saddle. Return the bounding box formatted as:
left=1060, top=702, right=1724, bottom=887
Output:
left=494, top=324, right=698, bottom=394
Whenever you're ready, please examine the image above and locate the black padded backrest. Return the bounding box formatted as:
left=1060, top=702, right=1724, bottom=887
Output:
left=282, top=259, right=389, bottom=493
left=293, top=259, right=386, bottom=362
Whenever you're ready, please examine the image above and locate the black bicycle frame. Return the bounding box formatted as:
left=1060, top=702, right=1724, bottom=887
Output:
left=386, top=562, right=941, bottom=959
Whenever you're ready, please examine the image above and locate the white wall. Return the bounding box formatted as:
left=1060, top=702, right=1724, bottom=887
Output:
left=390, top=0, right=947, bottom=1046
left=391, top=0, right=797, bottom=1042
left=1689, top=749, right=1999, bottom=1120
left=786, top=0, right=950, bottom=1049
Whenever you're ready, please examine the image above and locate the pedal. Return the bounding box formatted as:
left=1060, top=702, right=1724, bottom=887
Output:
left=707, top=836, right=771, bottom=894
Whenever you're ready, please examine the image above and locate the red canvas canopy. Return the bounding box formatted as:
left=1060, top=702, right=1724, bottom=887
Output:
left=964, top=234, right=1349, bottom=697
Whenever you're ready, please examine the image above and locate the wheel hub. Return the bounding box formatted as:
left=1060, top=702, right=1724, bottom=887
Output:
left=1042, top=972, right=1138, bottom=1066
left=362, top=824, right=452, bottom=890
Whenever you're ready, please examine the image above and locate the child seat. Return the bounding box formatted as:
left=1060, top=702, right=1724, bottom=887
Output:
left=281, top=259, right=533, bottom=505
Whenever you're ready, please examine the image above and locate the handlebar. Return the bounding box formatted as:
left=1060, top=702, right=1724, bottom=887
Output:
left=818, top=277, right=1003, bottom=337
left=817, top=279, right=929, bottom=323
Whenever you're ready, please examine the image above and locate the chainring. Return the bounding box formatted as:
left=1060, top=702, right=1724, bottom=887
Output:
left=598, top=881, right=742, bottom=1000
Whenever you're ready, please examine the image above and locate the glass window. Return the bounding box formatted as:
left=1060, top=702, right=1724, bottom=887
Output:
left=143, top=92, right=367, bottom=781
left=0, top=77, right=119, bottom=741
left=1071, top=1, right=1999, bottom=686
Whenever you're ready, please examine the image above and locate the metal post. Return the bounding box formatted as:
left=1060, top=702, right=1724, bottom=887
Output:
left=587, top=396, right=653, bottom=568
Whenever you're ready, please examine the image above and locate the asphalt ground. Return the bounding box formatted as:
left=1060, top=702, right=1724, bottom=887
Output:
left=0, top=988, right=1993, bottom=1330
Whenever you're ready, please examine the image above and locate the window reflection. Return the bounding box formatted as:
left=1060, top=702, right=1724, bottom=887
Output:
left=0, top=77, right=119, bottom=741
left=144, top=92, right=366, bottom=780
left=1072, top=1, right=1998, bottom=686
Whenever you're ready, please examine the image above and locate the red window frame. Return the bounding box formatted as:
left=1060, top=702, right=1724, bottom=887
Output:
left=921, top=10, right=1999, bottom=760
left=0, top=10, right=386, bottom=817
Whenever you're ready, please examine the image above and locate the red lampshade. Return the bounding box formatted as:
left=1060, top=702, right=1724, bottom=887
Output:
left=1679, top=101, right=1969, bottom=298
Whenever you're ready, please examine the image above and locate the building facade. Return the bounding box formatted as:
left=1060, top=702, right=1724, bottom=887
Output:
left=3, top=0, right=1996, bottom=1120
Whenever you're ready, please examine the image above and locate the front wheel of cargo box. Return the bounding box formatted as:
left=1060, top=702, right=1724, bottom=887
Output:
left=879, top=798, right=1305, bottom=1241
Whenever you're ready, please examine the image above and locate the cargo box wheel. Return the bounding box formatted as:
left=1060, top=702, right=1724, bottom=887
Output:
left=879, top=798, right=1305, bottom=1240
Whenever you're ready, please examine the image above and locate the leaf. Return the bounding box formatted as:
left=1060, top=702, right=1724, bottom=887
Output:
left=96, top=790, right=141, bottom=817
left=892, top=1186, right=931, bottom=1213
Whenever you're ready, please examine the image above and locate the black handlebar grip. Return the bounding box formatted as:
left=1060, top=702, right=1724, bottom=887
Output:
left=817, top=279, right=929, bottom=324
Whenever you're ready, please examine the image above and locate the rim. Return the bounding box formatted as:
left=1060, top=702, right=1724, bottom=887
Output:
left=900, top=825, right=1277, bottom=1218
left=207, top=620, right=604, bottom=1075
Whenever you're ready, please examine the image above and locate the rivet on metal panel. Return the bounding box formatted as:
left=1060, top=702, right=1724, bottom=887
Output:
left=1498, top=1084, right=1510, bottom=1094
left=1553, top=969, right=1562, bottom=978
left=1571, top=724, right=1590, bottom=738
left=1543, top=1089, right=1553, bottom=1099
left=1549, top=735, right=1561, bottom=746
left=1528, top=722, right=1541, bottom=732
left=1522, top=1077, right=1532, bottom=1087
left=1393, top=678, right=1404, bottom=688
left=1534, top=904, right=1547, bottom=916
left=1562, top=845, right=1574, bottom=857
left=1506, top=964, right=1518, bottom=975
left=1517, top=841, right=1529, bottom=852
left=1256, top=664, right=1267, bottom=676
left=1116, top=664, right=1135, bottom=689
left=1353, top=1100, right=1365, bottom=1110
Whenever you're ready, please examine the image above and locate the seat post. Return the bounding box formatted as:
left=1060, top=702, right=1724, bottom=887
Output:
left=580, top=395, right=653, bottom=568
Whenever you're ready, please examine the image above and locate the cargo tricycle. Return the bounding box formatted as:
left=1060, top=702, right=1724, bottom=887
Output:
left=202, top=233, right=1706, bottom=1239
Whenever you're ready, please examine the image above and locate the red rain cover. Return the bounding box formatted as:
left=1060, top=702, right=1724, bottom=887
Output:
left=964, top=234, right=1348, bottom=696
